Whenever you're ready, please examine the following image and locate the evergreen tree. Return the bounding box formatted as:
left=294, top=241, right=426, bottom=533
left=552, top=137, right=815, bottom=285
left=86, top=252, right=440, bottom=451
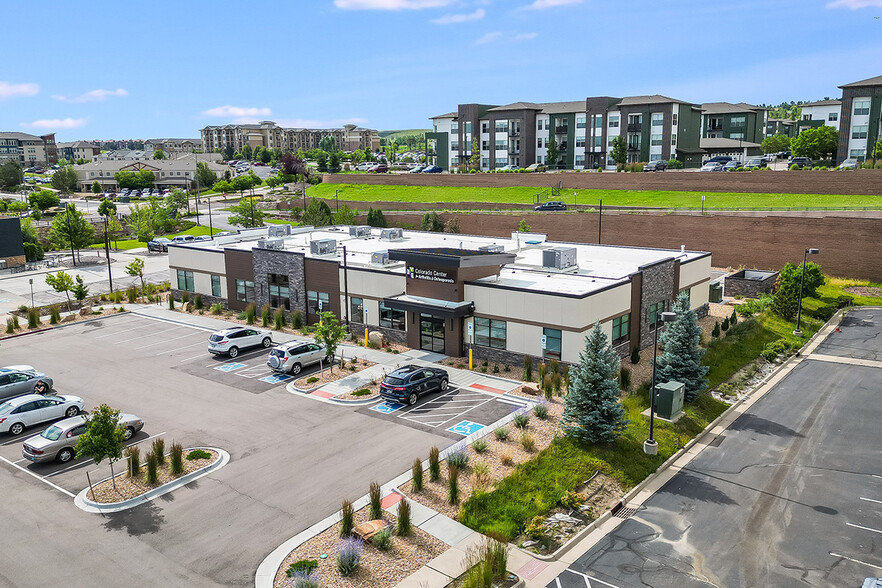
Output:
left=301, top=198, right=333, bottom=227
left=366, top=208, right=387, bottom=228
left=655, top=293, right=709, bottom=402
left=711, top=321, right=721, bottom=338
left=561, top=322, right=628, bottom=444
left=729, top=309, right=738, bottom=326
left=771, top=263, right=801, bottom=321
left=316, top=151, right=328, bottom=173
left=328, top=151, right=341, bottom=173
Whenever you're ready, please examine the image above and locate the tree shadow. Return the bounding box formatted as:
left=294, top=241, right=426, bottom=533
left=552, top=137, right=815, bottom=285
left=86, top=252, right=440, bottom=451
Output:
left=657, top=471, right=738, bottom=506
left=726, top=414, right=803, bottom=439
left=102, top=502, right=165, bottom=536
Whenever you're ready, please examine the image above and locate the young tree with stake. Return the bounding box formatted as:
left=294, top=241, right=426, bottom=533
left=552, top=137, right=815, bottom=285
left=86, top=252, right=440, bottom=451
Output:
left=314, top=311, right=346, bottom=373
left=75, top=404, right=127, bottom=492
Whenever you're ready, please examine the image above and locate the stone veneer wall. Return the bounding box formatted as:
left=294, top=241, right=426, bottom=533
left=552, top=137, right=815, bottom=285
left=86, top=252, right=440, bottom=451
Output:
left=252, top=248, right=307, bottom=318
left=639, top=259, right=676, bottom=350
left=1, top=255, right=26, bottom=268
left=349, top=321, right=408, bottom=346
left=724, top=273, right=778, bottom=299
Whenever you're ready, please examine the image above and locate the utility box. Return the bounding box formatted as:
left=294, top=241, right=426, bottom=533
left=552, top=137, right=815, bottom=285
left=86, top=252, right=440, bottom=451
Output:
left=655, top=381, right=684, bottom=420
left=709, top=282, right=723, bottom=303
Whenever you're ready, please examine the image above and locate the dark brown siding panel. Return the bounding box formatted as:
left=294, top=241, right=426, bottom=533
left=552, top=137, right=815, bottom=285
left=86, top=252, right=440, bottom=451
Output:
left=304, top=258, right=341, bottom=324
left=672, top=259, right=681, bottom=301
left=630, top=272, right=642, bottom=353
left=224, top=249, right=255, bottom=311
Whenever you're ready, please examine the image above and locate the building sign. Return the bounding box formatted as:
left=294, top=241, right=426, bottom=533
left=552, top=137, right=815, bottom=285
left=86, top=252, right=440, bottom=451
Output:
left=406, top=266, right=454, bottom=284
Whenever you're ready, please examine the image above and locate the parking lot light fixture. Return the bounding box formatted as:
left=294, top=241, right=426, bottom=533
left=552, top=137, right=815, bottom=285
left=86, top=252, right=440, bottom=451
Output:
left=644, top=310, right=677, bottom=455
left=793, top=248, right=820, bottom=337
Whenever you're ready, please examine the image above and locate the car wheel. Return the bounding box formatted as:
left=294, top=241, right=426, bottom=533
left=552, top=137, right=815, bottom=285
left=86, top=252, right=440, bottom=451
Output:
left=291, top=363, right=302, bottom=375
left=439, top=378, right=449, bottom=392
left=57, top=448, right=74, bottom=463
left=262, top=337, right=272, bottom=348
left=408, top=392, right=418, bottom=406
left=229, top=346, right=239, bottom=358
left=9, top=422, right=24, bottom=436
left=65, top=406, right=80, bottom=418
left=123, top=427, right=134, bottom=441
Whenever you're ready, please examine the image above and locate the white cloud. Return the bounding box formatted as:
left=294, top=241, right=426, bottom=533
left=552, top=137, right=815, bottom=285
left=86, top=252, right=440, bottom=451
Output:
left=202, top=105, right=272, bottom=118
left=275, top=117, right=369, bottom=128
left=0, top=81, right=39, bottom=99
left=475, top=31, right=503, bottom=44
left=52, top=88, right=128, bottom=103
left=432, top=8, right=485, bottom=24
left=521, top=0, right=583, bottom=9
left=514, top=32, right=538, bottom=40
left=20, top=118, right=86, bottom=130
left=334, top=0, right=454, bottom=9
left=475, top=31, right=537, bottom=44
left=827, top=0, right=882, bottom=7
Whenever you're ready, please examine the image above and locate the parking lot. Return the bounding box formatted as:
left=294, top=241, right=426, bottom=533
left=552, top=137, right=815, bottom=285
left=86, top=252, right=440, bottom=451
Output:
left=0, top=311, right=500, bottom=587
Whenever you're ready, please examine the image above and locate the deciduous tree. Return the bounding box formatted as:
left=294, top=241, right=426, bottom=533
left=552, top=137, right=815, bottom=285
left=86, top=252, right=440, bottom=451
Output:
left=791, top=126, right=838, bottom=160
left=314, top=311, right=345, bottom=373
left=91, top=180, right=102, bottom=194
left=611, top=135, right=627, bottom=169
left=196, top=162, right=217, bottom=188
left=126, top=257, right=146, bottom=291
left=227, top=197, right=265, bottom=228
left=152, top=150, right=166, bottom=160
left=45, top=270, right=75, bottom=312
left=48, top=204, right=95, bottom=261
left=125, top=203, right=155, bottom=243
left=761, top=133, right=791, bottom=154
left=51, top=166, right=78, bottom=194
left=0, top=161, right=24, bottom=189
left=75, top=404, right=127, bottom=492
left=28, top=189, right=60, bottom=212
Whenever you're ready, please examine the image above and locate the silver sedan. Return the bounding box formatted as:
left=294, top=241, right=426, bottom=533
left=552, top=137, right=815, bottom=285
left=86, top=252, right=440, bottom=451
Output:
left=0, top=366, right=54, bottom=402
left=22, top=413, right=145, bottom=464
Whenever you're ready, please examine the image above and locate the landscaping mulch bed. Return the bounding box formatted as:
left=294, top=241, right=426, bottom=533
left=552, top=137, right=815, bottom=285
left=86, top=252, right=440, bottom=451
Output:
left=87, top=449, right=218, bottom=504
left=845, top=286, right=882, bottom=297
left=294, top=359, right=376, bottom=390
left=273, top=504, right=446, bottom=588
left=401, top=399, right=565, bottom=521
left=336, top=381, right=382, bottom=402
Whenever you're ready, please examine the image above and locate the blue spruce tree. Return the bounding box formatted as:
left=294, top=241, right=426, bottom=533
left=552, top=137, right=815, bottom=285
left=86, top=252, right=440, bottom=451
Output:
left=561, top=322, right=628, bottom=443
left=655, top=292, right=709, bottom=402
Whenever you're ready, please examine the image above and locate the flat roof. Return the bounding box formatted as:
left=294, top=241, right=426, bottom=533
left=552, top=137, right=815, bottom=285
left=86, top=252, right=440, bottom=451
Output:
left=180, top=226, right=708, bottom=297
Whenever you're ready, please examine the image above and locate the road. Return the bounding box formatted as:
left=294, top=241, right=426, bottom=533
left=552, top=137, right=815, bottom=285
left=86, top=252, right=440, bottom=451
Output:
left=548, top=307, right=882, bottom=588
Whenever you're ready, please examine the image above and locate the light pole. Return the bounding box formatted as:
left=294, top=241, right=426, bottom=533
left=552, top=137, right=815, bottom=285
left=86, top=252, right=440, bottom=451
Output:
left=644, top=309, right=677, bottom=455
left=793, top=248, right=820, bottom=337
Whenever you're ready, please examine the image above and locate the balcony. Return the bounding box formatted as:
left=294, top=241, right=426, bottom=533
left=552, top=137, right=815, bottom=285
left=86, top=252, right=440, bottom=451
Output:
left=627, top=143, right=640, bottom=151
left=509, top=129, right=521, bottom=137
left=554, top=126, right=569, bottom=135
left=508, top=145, right=520, bottom=155
left=709, top=123, right=723, bottom=131
left=627, top=123, right=642, bottom=132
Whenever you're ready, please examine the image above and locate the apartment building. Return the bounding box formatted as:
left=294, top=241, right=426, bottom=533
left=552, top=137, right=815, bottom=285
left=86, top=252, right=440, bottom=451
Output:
left=428, top=95, right=704, bottom=170
left=766, top=118, right=797, bottom=138
left=796, top=99, right=842, bottom=135
left=700, top=103, right=767, bottom=143
left=57, top=141, right=101, bottom=162
left=200, top=121, right=380, bottom=154
left=144, top=138, right=203, bottom=155
left=74, top=155, right=226, bottom=192
left=167, top=225, right=711, bottom=364
left=837, top=75, right=882, bottom=162
left=0, top=132, right=58, bottom=166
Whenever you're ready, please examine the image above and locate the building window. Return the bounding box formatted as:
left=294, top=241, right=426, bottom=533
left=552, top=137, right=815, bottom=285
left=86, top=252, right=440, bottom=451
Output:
left=495, top=120, right=508, bottom=133
left=854, top=100, right=870, bottom=116
left=575, top=136, right=586, bottom=148
left=474, top=317, right=506, bottom=349
left=465, top=122, right=472, bottom=134
left=731, top=116, right=746, bottom=127
left=852, top=125, right=868, bottom=139
left=542, top=328, right=562, bottom=360
left=350, top=297, right=364, bottom=323
left=379, top=302, right=405, bottom=330
left=495, top=139, right=508, bottom=150
left=481, top=122, right=489, bottom=133
left=627, top=134, right=641, bottom=150
left=211, top=275, right=221, bottom=297
left=652, top=113, right=664, bottom=127
left=450, top=141, right=459, bottom=151
left=651, top=134, right=663, bottom=146
left=648, top=300, right=666, bottom=328
left=650, top=153, right=662, bottom=161
left=672, top=113, right=678, bottom=127
left=537, top=119, right=543, bottom=130
left=575, top=154, right=585, bottom=167
left=537, top=137, right=543, bottom=148
left=671, top=134, right=677, bottom=146
left=268, top=274, right=290, bottom=309
left=593, top=115, right=603, bottom=129
left=612, top=314, right=630, bottom=344
left=828, top=112, right=838, bottom=122
left=576, top=116, right=586, bottom=129
left=628, top=114, right=642, bottom=126
left=451, top=123, right=459, bottom=133
left=176, top=270, right=194, bottom=292
left=608, top=115, right=619, bottom=128
left=802, top=114, right=812, bottom=121
left=495, top=157, right=508, bottom=167
left=730, top=132, right=745, bottom=140
left=482, top=157, right=489, bottom=168
left=307, top=290, right=329, bottom=315
left=482, top=140, right=489, bottom=151
left=850, top=149, right=866, bottom=158
left=236, top=279, right=254, bottom=303
left=592, top=136, right=602, bottom=148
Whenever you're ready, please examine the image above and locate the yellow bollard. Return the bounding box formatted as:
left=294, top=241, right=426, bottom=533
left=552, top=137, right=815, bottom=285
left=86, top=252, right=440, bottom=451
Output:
left=365, top=327, right=369, bottom=347
left=469, top=349, right=473, bottom=370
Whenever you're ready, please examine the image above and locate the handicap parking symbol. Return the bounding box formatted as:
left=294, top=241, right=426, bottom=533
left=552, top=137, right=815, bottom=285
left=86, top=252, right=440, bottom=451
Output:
left=447, top=420, right=484, bottom=436
left=258, top=373, right=293, bottom=385
left=214, top=362, right=246, bottom=373
left=371, top=401, right=404, bottom=414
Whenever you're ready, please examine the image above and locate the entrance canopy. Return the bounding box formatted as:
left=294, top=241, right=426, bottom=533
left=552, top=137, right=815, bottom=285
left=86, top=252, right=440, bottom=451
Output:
left=384, top=294, right=474, bottom=319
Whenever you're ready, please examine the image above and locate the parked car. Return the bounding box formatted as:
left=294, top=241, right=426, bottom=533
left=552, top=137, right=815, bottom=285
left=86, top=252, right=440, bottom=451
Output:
left=266, top=341, right=332, bottom=375
left=643, top=160, right=667, bottom=172
left=705, top=156, right=733, bottom=165
left=379, top=365, right=449, bottom=406
left=699, top=162, right=724, bottom=172
left=421, top=165, right=442, bottom=173
left=790, top=157, right=812, bottom=169
left=838, top=158, right=858, bottom=170
left=744, top=158, right=767, bottom=170
left=778, top=150, right=791, bottom=159
left=147, top=237, right=172, bottom=252
left=354, top=162, right=374, bottom=171
left=525, top=163, right=545, bottom=172
left=208, top=327, right=273, bottom=358
left=497, top=164, right=520, bottom=171
left=22, top=413, right=144, bottom=463
left=369, top=164, right=389, bottom=173
left=722, top=161, right=741, bottom=171
left=0, top=394, right=84, bottom=436
left=534, top=201, right=568, bottom=211
left=408, top=165, right=426, bottom=173
left=192, top=235, right=212, bottom=242
left=171, top=235, right=195, bottom=244
left=0, top=366, right=54, bottom=401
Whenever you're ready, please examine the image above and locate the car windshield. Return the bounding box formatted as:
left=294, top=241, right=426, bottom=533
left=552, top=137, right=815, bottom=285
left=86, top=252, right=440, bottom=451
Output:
left=209, top=334, right=225, bottom=342
left=384, top=377, right=405, bottom=386
left=41, top=425, right=63, bottom=441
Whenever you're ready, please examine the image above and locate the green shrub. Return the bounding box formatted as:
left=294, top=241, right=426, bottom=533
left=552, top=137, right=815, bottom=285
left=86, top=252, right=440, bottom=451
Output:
left=12, top=315, right=18, bottom=329
left=520, top=432, right=536, bottom=452
left=533, top=402, right=549, bottom=419
left=712, top=321, right=721, bottom=338
left=285, top=559, right=318, bottom=578
left=118, top=305, right=126, bottom=312
left=49, top=306, right=59, bottom=325
left=513, top=413, right=530, bottom=429
left=126, top=286, right=138, bottom=303
left=523, top=356, right=533, bottom=381
left=181, top=292, right=189, bottom=303
left=396, top=498, right=412, bottom=536
left=538, top=362, right=547, bottom=383
left=429, top=446, right=441, bottom=482
left=631, top=346, right=640, bottom=364
left=340, top=499, right=354, bottom=537
left=560, top=490, right=584, bottom=510
left=448, top=465, right=461, bottom=504
left=352, top=388, right=371, bottom=396
left=194, top=294, right=203, bottom=310
left=5, top=319, right=14, bottom=334
left=210, top=303, right=223, bottom=315
left=448, top=449, right=469, bottom=469
left=261, top=304, right=271, bottom=327
left=168, top=296, right=175, bottom=310
left=292, top=309, right=303, bottom=329
left=619, top=366, right=631, bottom=390
left=370, top=528, right=393, bottom=551
left=666, top=158, right=684, bottom=169
left=27, top=308, right=40, bottom=329
left=186, top=449, right=212, bottom=460
left=369, top=480, right=383, bottom=520
left=472, top=439, right=488, bottom=453
left=169, top=442, right=184, bottom=476
left=412, top=458, right=424, bottom=491
left=525, top=515, right=545, bottom=539
left=245, top=303, right=257, bottom=324
left=125, top=446, right=141, bottom=477
left=152, top=438, right=166, bottom=464
left=494, top=427, right=510, bottom=441
left=876, top=161, right=882, bottom=169
left=834, top=294, right=854, bottom=308
left=145, top=451, right=158, bottom=484
left=721, top=317, right=730, bottom=332
left=336, top=537, right=362, bottom=576
left=273, top=307, right=285, bottom=330
left=789, top=163, right=800, bottom=170
left=306, top=376, right=319, bottom=384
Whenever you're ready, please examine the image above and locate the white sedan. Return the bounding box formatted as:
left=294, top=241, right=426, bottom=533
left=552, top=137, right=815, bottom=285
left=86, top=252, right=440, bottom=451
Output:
left=0, top=393, right=85, bottom=436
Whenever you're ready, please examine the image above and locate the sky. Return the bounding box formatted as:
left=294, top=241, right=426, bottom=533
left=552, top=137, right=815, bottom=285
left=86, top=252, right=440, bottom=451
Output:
left=2, top=0, right=881, bottom=141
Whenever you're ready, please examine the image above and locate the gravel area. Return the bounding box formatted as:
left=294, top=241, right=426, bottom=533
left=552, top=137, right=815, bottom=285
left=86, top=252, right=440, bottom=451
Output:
left=401, top=399, right=565, bottom=520
left=87, top=449, right=218, bottom=503
left=294, top=359, right=376, bottom=390
left=845, top=286, right=882, bottom=297
left=273, top=504, right=446, bottom=588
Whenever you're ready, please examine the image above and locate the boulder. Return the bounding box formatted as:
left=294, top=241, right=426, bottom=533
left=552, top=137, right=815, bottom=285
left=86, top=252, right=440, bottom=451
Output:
left=62, top=314, right=77, bottom=323
left=182, top=302, right=192, bottom=312
left=522, top=385, right=540, bottom=396
left=78, top=305, right=92, bottom=317
left=368, top=331, right=385, bottom=348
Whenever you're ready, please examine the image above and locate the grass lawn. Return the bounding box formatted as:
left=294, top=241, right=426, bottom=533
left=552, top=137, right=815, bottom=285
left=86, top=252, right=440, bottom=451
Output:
left=88, top=225, right=221, bottom=250
left=308, top=183, right=882, bottom=210
left=265, top=218, right=300, bottom=226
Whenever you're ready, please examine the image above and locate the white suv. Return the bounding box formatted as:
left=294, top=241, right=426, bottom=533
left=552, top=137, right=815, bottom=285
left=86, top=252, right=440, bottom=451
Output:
left=267, top=341, right=332, bottom=375
left=208, top=327, right=273, bottom=358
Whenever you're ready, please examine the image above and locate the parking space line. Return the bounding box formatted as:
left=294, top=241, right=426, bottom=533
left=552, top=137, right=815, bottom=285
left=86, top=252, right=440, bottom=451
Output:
left=155, top=340, right=207, bottom=356
left=847, top=522, right=882, bottom=535
left=0, top=454, right=75, bottom=498
left=12, top=458, right=27, bottom=464
left=43, top=431, right=167, bottom=478
left=180, top=352, right=209, bottom=363
left=563, top=568, right=623, bottom=588
left=830, top=552, right=882, bottom=571
left=134, top=330, right=202, bottom=349
left=101, top=325, right=183, bottom=343
left=861, top=497, right=882, bottom=505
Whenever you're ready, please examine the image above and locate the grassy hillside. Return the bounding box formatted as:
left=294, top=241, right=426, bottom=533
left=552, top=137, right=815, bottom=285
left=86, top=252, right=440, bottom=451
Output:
left=378, top=129, right=430, bottom=140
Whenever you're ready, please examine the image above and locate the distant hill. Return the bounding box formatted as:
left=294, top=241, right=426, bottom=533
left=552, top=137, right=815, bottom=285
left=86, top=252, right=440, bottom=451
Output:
left=379, top=129, right=430, bottom=139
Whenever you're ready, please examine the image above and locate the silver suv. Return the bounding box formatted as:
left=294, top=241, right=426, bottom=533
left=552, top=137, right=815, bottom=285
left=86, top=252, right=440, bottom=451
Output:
left=267, top=341, right=332, bottom=375
left=208, top=327, right=273, bottom=358
left=22, top=413, right=144, bottom=464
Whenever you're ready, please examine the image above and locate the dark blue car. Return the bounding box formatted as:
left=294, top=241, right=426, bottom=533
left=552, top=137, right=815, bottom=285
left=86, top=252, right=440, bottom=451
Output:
left=379, top=365, right=449, bottom=405
left=421, top=165, right=443, bottom=173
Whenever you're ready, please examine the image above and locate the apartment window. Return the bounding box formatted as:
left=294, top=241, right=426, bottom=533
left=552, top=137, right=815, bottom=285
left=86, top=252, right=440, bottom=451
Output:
left=672, top=113, right=678, bottom=127
left=482, top=157, right=490, bottom=168
left=576, top=136, right=586, bottom=148
left=307, top=290, right=329, bottom=315
left=537, top=137, right=543, bottom=148
left=542, top=328, right=562, bottom=360
left=650, top=154, right=662, bottom=161
left=593, top=136, right=602, bottom=148
left=575, top=154, right=585, bottom=167
left=236, top=279, right=254, bottom=303
left=379, top=302, right=405, bottom=330
left=594, top=115, right=603, bottom=129
left=495, top=157, right=508, bottom=167
left=802, top=114, right=812, bottom=121
left=612, top=314, right=630, bottom=344
left=852, top=125, right=868, bottom=139
left=536, top=155, right=543, bottom=164
left=627, top=135, right=641, bottom=150
left=608, top=115, right=619, bottom=128
left=576, top=116, right=586, bottom=129
left=268, top=273, right=290, bottom=309
left=651, top=134, right=663, bottom=146
left=730, top=132, right=745, bottom=140
left=854, top=100, right=870, bottom=116
left=850, top=149, right=866, bottom=158
left=495, top=139, right=508, bottom=151
left=350, top=297, right=364, bottom=323
left=176, top=270, right=194, bottom=292
left=482, top=140, right=489, bottom=151
left=607, top=138, right=614, bottom=148
left=211, top=275, right=221, bottom=297
left=731, top=116, right=746, bottom=127
left=481, top=122, right=489, bottom=133
left=652, top=113, right=664, bottom=127
left=465, top=122, right=472, bottom=134
left=451, top=123, right=459, bottom=133
left=828, top=112, right=838, bottom=122
left=537, top=119, right=543, bottom=131
left=474, top=317, right=506, bottom=349
left=450, top=142, right=459, bottom=151
left=648, top=300, right=666, bottom=328
left=628, top=114, right=642, bottom=125
left=495, top=120, right=509, bottom=133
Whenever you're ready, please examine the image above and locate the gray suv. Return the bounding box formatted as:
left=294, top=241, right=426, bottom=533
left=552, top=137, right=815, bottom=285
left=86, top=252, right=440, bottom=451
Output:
left=22, top=413, right=144, bottom=464
left=267, top=341, right=332, bottom=375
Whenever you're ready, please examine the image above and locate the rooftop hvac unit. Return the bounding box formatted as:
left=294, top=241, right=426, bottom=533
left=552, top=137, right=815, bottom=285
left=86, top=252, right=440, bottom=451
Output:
left=267, top=224, right=291, bottom=238
left=380, top=228, right=404, bottom=241
left=257, top=238, right=285, bottom=250
left=542, top=247, right=577, bottom=270
left=478, top=244, right=504, bottom=253
left=371, top=251, right=390, bottom=265
left=310, top=239, right=337, bottom=255
left=349, top=226, right=371, bottom=238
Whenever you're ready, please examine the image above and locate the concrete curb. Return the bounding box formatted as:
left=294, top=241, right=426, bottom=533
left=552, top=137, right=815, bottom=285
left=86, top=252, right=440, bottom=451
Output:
left=73, top=447, right=229, bottom=514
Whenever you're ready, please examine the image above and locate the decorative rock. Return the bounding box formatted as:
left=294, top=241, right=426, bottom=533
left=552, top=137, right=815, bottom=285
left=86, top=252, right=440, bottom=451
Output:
left=182, top=302, right=191, bottom=312
left=62, top=314, right=77, bottom=323
left=522, top=385, right=540, bottom=396
left=368, top=331, right=385, bottom=348
left=522, top=540, right=538, bottom=548
left=78, top=305, right=92, bottom=317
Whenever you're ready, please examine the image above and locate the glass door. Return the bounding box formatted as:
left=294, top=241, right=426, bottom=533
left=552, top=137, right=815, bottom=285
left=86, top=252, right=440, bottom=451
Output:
left=420, top=314, right=445, bottom=353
